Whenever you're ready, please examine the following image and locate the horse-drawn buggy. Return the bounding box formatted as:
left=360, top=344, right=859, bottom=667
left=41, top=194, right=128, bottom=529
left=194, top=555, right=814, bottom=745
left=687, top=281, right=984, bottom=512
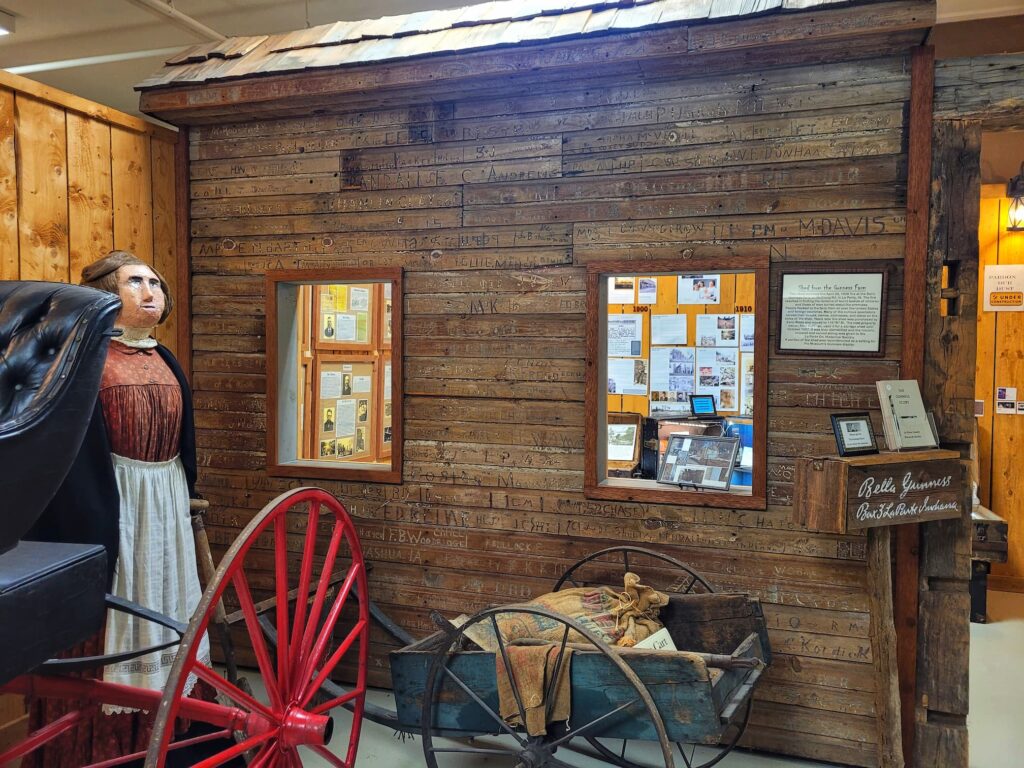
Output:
left=0, top=280, right=770, bottom=768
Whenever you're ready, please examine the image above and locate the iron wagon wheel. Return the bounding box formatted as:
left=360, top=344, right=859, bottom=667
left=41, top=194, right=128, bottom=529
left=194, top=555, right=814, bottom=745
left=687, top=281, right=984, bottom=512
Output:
left=582, top=699, right=752, bottom=768
left=555, top=547, right=754, bottom=768
left=420, top=605, right=674, bottom=768
left=143, top=487, right=370, bottom=768
left=553, top=546, right=715, bottom=596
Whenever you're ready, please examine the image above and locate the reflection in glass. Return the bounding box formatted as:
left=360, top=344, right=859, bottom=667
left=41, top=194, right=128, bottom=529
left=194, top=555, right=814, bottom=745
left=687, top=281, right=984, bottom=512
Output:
left=603, top=271, right=756, bottom=496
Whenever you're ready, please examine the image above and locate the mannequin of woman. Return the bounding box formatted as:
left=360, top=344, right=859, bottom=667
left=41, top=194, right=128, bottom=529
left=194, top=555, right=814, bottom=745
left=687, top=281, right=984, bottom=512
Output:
left=26, top=251, right=210, bottom=766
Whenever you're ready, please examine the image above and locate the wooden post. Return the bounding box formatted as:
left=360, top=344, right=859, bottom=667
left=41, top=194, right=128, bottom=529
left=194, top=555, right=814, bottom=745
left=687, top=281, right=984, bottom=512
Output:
left=912, top=117, right=981, bottom=768
left=897, top=44, right=934, bottom=765
left=868, top=527, right=904, bottom=768
left=174, top=126, right=192, bottom=383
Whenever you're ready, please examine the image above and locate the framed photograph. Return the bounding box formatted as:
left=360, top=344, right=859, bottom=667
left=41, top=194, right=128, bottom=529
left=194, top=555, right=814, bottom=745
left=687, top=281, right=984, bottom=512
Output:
left=657, top=435, right=739, bottom=490
left=777, top=268, right=888, bottom=357
left=607, top=423, right=639, bottom=463
left=830, top=412, right=878, bottom=457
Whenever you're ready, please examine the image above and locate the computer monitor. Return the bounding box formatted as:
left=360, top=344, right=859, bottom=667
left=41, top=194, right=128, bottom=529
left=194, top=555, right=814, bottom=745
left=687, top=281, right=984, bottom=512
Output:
left=689, top=394, right=717, bottom=417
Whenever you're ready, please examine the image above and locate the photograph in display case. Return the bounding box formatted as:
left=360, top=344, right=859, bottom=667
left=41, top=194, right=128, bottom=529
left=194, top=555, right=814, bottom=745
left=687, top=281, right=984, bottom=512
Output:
left=657, top=435, right=739, bottom=490
left=829, top=412, right=879, bottom=457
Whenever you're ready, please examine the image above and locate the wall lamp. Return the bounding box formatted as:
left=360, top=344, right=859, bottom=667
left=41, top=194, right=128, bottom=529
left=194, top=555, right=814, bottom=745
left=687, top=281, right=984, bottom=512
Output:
left=1009, top=162, right=1024, bottom=232
left=0, top=9, right=14, bottom=37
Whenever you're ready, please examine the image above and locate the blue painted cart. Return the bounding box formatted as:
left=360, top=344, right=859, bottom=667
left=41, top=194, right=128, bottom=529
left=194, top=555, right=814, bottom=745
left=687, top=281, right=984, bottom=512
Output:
left=387, top=547, right=772, bottom=768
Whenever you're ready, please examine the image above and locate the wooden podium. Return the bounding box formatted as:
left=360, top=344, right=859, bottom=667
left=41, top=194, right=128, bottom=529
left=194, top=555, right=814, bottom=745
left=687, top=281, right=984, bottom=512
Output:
left=794, top=449, right=967, bottom=768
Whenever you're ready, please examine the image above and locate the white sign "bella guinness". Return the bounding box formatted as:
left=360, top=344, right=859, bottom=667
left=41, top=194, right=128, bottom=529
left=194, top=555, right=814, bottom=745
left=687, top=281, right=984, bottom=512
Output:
left=845, top=460, right=962, bottom=530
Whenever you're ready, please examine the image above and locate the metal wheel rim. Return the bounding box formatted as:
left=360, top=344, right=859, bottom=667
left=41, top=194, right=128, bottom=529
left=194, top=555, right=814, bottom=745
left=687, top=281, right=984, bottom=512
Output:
left=553, top=547, right=715, bottom=595
left=420, top=605, right=675, bottom=768
left=581, top=698, right=752, bottom=768
left=144, top=487, right=370, bottom=768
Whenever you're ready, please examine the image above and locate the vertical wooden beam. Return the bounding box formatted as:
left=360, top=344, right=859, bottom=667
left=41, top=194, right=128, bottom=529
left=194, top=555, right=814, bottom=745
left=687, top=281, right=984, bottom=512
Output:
left=925, top=120, right=981, bottom=445
left=914, top=471, right=972, bottom=766
left=174, top=127, right=192, bottom=383
left=914, top=117, right=981, bottom=768
left=897, top=44, right=935, bottom=766
left=152, top=137, right=178, bottom=353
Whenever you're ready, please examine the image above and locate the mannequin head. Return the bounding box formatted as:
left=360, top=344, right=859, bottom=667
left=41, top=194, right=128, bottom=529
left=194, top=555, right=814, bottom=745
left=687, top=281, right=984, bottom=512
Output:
left=81, top=251, right=174, bottom=328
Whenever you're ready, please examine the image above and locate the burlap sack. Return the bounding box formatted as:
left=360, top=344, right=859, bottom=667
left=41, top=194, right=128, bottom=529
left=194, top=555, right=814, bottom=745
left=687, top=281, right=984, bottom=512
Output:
left=465, top=572, right=669, bottom=649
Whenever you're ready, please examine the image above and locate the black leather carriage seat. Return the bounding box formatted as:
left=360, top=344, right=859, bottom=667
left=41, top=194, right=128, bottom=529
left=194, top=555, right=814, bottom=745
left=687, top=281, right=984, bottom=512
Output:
left=0, top=281, right=120, bottom=684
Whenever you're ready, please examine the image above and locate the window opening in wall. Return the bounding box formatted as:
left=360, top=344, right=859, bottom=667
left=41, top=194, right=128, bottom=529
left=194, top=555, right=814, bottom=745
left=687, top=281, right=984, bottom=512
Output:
left=586, top=260, right=767, bottom=508
left=267, top=269, right=402, bottom=482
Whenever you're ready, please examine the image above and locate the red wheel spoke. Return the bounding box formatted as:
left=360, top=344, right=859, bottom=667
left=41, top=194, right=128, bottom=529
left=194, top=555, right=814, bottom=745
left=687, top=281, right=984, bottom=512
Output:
left=0, top=709, right=83, bottom=764
left=297, top=563, right=362, bottom=701
left=141, top=488, right=368, bottom=768
left=275, top=516, right=292, bottom=696
left=232, top=567, right=284, bottom=710
left=194, top=728, right=278, bottom=768
left=248, top=743, right=277, bottom=768
left=289, top=500, right=321, bottom=675
left=296, top=521, right=345, bottom=675
left=300, top=618, right=367, bottom=708
left=311, top=744, right=350, bottom=768
left=190, top=661, right=276, bottom=721
left=90, top=728, right=235, bottom=768
left=312, top=686, right=364, bottom=715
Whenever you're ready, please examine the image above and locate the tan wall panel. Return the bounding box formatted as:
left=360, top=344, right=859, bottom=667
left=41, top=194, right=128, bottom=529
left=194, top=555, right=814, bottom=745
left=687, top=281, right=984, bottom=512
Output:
left=0, top=77, right=180, bottom=740
left=0, top=89, right=16, bottom=280
left=16, top=95, right=68, bottom=282
left=67, top=113, right=113, bottom=282
left=152, top=137, right=178, bottom=350
left=111, top=125, right=154, bottom=262
left=978, top=185, right=1024, bottom=590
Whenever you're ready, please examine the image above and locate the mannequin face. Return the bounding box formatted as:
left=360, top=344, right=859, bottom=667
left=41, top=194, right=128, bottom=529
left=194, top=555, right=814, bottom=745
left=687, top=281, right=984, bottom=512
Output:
left=114, top=264, right=165, bottom=329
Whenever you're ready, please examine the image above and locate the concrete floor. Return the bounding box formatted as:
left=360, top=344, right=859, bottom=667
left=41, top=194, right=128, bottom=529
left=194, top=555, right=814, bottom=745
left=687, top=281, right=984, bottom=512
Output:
left=281, top=591, right=1024, bottom=767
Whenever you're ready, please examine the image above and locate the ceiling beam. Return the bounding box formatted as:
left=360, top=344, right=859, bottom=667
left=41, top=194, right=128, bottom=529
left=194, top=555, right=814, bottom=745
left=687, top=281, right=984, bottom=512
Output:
left=6, top=46, right=186, bottom=75
left=124, top=0, right=226, bottom=42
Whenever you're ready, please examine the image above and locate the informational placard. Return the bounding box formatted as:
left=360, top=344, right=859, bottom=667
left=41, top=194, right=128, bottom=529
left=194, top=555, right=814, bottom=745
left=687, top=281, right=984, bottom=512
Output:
left=651, top=314, right=686, bottom=345
left=778, top=271, right=886, bottom=355
left=984, top=265, right=1024, bottom=311
left=607, top=315, right=643, bottom=357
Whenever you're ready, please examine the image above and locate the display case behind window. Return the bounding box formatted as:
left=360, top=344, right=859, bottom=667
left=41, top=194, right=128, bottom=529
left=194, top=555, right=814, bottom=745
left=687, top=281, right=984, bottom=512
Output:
left=586, top=259, right=768, bottom=509
left=267, top=269, right=402, bottom=482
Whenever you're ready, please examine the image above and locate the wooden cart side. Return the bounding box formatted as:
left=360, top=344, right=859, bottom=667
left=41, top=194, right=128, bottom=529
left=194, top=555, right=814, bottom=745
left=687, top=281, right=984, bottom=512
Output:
left=661, top=593, right=772, bottom=665
left=389, top=625, right=764, bottom=744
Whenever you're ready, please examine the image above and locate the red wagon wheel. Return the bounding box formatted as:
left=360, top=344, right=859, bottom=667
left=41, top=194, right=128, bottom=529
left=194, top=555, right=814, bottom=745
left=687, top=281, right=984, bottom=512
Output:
left=143, top=487, right=370, bottom=768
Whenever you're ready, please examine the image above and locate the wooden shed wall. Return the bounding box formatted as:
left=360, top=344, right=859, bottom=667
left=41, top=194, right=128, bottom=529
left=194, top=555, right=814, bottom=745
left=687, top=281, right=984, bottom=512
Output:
left=189, top=52, right=912, bottom=767
left=0, top=71, right=182, bottom=353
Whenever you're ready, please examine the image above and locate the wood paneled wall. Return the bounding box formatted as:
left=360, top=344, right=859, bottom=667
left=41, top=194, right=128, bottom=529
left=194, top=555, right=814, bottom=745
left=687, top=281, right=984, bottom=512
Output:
left=0, top=71, right=181, bottom=352
left=976, top=183, right=1024, bottom=592
left=0, top=69, right=180, bottom=756
left=188, top=53, right=912, bottom=767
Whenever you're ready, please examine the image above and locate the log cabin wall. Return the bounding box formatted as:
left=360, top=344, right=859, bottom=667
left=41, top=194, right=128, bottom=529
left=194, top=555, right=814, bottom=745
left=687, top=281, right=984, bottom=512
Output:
left=179, top=45, right=917, bottom=766
left=0, top=70, right=182, bottom=756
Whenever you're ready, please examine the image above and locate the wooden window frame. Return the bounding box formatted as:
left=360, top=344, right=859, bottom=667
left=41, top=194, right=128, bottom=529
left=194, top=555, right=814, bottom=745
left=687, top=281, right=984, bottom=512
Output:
left=266, top=267, right=404, bottom=483
left=584, top=257, right=769, bottom=509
